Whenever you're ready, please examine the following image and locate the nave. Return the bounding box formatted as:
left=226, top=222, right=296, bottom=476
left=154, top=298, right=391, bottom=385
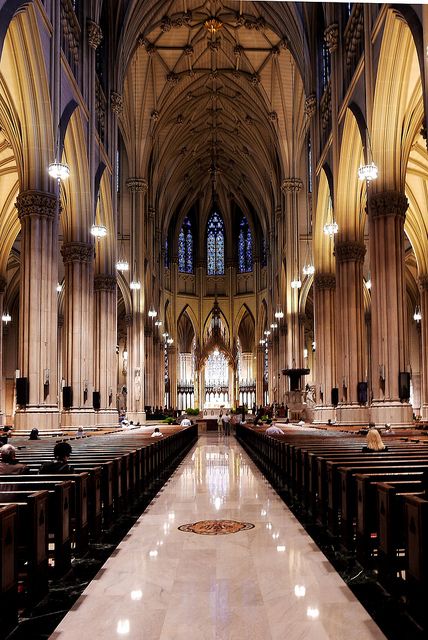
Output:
left=50, top=435, right=385, bottom=640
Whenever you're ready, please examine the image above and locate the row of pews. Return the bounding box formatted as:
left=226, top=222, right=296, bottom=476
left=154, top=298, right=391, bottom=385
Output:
left=236, top=424, right=428, bottom=601
left=0, top=425, right=197, bottom=637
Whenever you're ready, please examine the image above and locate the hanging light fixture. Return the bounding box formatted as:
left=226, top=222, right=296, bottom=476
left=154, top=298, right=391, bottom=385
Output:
left=323, top=221, right=338, bottom=237
left=414, top=306, right=422, bottom=322
left=48, top=161, right=70, bottom=180
left=275, top=309, right=284, bottom=319
left=167, top=337, right=173, bottom=345
left=270, top=323, right=278, bottom=329
left=358, top=162, right=378, bottom=182
left=148, top=309, right=157, bottom=318
left=56, top=282, right=63, bottom=293
left=1, top=312, right=11, bottom=324
left=291, top=278, right=302, bottom=289
left=358, top=124, right=378, bottom=182
left=91, top=222, right=107, bottom=238
left=366, top=277, right=372, bottom=290
left=130, top=279, right=141, bottom=290
left=155, top=320, right=162, bottom=327
left=116, top=258, right=129, bottom=271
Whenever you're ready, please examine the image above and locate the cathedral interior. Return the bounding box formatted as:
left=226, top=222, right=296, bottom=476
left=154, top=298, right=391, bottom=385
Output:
left=0, top=0, right=426, bottom=431
left=1, top=1, right=428, bottom=639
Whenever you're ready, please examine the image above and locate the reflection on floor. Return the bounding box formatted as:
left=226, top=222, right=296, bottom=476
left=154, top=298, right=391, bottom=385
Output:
left=49, top=435, right=386, bottom=640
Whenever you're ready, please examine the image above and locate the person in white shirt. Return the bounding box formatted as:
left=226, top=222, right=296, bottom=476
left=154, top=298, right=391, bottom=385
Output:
left=151, top=427, right=163, bottom=437
left=181, top=417, right=192, bottom=426
left=222, top=412, right=231, bottom=436
left=265, top=425, right=285, bottom=436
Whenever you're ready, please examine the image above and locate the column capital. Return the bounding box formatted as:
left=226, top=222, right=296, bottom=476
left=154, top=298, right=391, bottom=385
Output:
left=335, top=241, right=366, bottom=263
left=281, top=178, right=303, bottom=194
left=87, top=20, right=103, bottom=49
left=324, top=23, right=339, bottom=53
left=419, top=275, right=428, bottom=292
left=94, top=274, right=117, bottom=291
left=126, top=177, right=148, bottom=192
left=369, top=191, right=408, bottom=220
left=314, top=272, right=336, bottom=290
left=110, top=91, right=123, bottom=115
left=61, top=241, right=94, bottom=264
left=304, top=94, right=317, bottom=118
left=16, top=190, right=57, bottom=220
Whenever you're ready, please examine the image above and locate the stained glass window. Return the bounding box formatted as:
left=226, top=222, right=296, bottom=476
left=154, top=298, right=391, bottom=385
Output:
left=261, top=236, right=267, bottom=267
left=207, top=211, right=224, bottom=275
left=238, top=216, right=253, bottom=272
left=164, top=239, right=169, bottom=268
left=178, top=217, right=193, bottom=273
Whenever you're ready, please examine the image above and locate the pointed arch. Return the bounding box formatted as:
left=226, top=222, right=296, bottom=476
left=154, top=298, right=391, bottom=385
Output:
left=206, top=210, right=225, bottom=275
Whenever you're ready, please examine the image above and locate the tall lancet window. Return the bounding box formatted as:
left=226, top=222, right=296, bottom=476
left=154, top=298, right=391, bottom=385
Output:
left=238, top=215, right=253, bottom=273
left=207, top=211, right=224, bottom=275
left=178, top=217, right=193, bottom=273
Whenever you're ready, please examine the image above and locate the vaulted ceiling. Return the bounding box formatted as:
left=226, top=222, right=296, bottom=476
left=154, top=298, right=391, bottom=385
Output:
left=118, top=0, right=308, bottom=233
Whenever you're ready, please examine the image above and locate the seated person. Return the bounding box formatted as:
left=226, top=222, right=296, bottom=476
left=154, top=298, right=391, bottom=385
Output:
left=76, top=426, right=85, bottom=437
left=180, top=416, right=192, bottom=426
left=151, top=427, right=163, bottom=438
left=265, top=424, right=285, bottom=436
left=29, top=428, right=40, bottom=440
left=362, top=428, right=388, bottom=452
left=383, top=423, right=394, bottom=435
left=0, top=444, right=29, bottom=475
left=39, top=442, right=74, bottom=474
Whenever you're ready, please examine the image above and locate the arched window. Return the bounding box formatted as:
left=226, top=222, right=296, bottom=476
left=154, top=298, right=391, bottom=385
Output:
left=207, top=211, right=224, bottom=275
left=178, top=217, right=193, bottom=273
left=238, top=216, right=253, bottom=273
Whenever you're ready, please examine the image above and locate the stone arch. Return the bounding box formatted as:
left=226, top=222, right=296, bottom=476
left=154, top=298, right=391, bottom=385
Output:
left=61, top=108, right=92, bottom=241
left=313, top=168, right=335, bottom=273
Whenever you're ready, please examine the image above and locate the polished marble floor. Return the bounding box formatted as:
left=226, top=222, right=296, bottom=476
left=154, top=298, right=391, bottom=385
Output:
left=50, top=435, right=386, bottom=640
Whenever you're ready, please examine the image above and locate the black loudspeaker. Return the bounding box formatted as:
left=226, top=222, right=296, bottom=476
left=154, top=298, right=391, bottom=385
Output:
left=399, top=372, right=411, bottom=401
left=331, top=387, right=339, bottom=406
left=93, top=391, right=101, bottom=411
left=357, top=381, right=368, bottom=405
left=16, top=377, right=29, bottom=406
left=63, top=386, right=73, bottom=409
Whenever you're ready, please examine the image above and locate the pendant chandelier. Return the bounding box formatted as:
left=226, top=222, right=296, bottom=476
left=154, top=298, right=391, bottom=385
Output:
left=48, top=161, right=70, bottom=180
left=414, top=306, right=422, bottom=322
left=358, top=129, right=378, bottom=183
left=1, top=312, right=11, bottom=324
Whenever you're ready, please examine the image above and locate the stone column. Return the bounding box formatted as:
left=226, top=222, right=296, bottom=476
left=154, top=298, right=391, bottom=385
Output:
left=313, top=273, right=337, bottom=423
left=282, top=178, right=303, bottom=370
left=93, top=274, right=117, bottom=425
left=144, top=326, right=154, bottom=409
left=256, top=345, right=264, bottom=406
left=126, top=177, right=147, bottom=422
left=419, top=276, right=428, bottom=419
left=368, top=191, right=412, bottom=425
left=169, top=345, right=177, bottom=409
left=15, top=191, right=60, bottom=429
left=0, top=277, right=5, bottom=426
left=60, top=241, right=95, bottom=427
left=335, top=241, right=369, bottom=424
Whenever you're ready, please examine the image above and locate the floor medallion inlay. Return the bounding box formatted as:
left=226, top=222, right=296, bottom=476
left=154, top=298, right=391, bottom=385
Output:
left=178, top=519, right=255, bottom=535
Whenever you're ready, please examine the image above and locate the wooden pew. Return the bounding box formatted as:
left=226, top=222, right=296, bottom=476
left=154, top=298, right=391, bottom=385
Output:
left=0, top=490, right=48, bottom=604
left=405, top=494, right=428, bottom=588
left=0, top=482, right=72, bottom=576
left=0, top=472, right=90, bottom=552
left=0, top=505, right=17, bottom=637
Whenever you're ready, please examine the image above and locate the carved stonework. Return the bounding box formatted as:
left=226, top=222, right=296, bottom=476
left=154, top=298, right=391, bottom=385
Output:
left=281, top=178, right=303, bottom=194
left=268, top=111, right=278, bottom=122
left=304, top=94, right=317, bottom=118
left=0, top=276, right=6, bottom=293
left=61, top=242, right=94, bottom=264
left=314, top=273, right=336, bottom=290
left=324, top=23, right=339, bottom=53
left=87, top=20, right=102, bottom=49
left=234, top=45, right=243, bottom=58
left=110, top=91, right=123, bottom=115
left=94, top=274, right=117, bottom=292
left=167, top=72, right=179, bottom=85
left=183, top=45, right=194, bottom=56
left=126, top=178, right=148, bottom=192
left=335, top=241, right=366, bottom=263
left=369, top=191, right=408, bottom=220
left=419, top=275, right=428, bottom=292
left=250, top=74, right=260, bottom=86
left=148, top=206, right=155, bottom=220
left=151, top=110, right=160, bottom=121
left=16, top=191, right=57, bottom=220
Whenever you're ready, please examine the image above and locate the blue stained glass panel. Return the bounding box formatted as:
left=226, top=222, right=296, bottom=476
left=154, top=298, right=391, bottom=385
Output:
left=178, top=217, right=193, bottom=273
left=207, top=211, right=224, bottom=275
left=238, top=216, right=253, bottom=273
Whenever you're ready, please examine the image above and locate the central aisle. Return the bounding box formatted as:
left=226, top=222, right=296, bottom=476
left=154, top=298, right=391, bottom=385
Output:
left=50, top=435, right=386, bottom=640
